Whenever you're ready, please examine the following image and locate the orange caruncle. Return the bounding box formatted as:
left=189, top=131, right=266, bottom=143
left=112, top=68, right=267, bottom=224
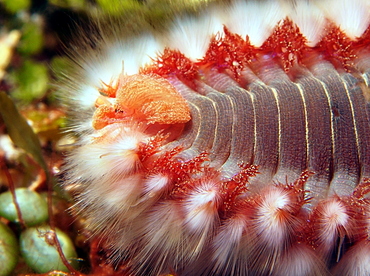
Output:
left=92, top=74, right=191, bottom=129
left=115, top=74, right=191, bottom=125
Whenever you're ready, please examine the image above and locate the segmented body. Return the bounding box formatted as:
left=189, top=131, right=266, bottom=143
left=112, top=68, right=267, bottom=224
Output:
left=61, top=1, right=370, bottom=275
left=166, top=59, right=370, bottom=203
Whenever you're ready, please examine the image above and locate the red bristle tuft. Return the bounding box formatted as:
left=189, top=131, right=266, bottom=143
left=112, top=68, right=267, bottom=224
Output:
left=284, top=170, right=313, bottom=207
left=352, top=178, right=370, bottom=201
left=345, top=179, right=370, bottom=241
left=145, top=149, right=209, bottom=193
left=317, top=23, right=357, bottom=70
left=137, top=132, right=169, bottom=162
left=145, top=146, right=184, bottom=176
left=221, top=163, right=259, bottom=214
left=176, top=151, right=209, bottom=177
left=262, top=18, right=308, bottom=72
left=198, top=26, right=256, bottom=80
left=140, top=48, right=199, bottom=89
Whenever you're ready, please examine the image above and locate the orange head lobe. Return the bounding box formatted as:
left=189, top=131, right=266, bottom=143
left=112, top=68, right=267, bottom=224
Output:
left=92, top=74, right=191, bottom=130
left=115, top=74, right=191, bottom=125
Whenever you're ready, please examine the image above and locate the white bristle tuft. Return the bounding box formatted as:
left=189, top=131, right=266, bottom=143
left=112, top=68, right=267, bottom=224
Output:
left=184, top=180, right=220, bottom=233
left=289, top=1, right=326, bottom=46
left=254, top=187, right=294, bottom=248
left=135, top=201, right=187, bottom=275
left=66, top=123, right=147, bottom=184
left=182, top=179, right=221, bottom=261
left=76, top=173, right=145, bottom=236
left=140, top=174, right=172, bottom=204
left=103, top=35, right=162, bottom=76
left=212, top=214, right=250, bottom=275
left=71, top=85, right=101, bottom=112
left=165, top=13, right=223, bottom=60
left=313, top=198, right=350, bottom=257
left=213, top=214, right=246, bottom=262
left=67, top=114, right=95, bottom=134
left=63, top=34, right=161, bottom=119
left=97, top=173, right=143, bottom=209
left=85, top=35, right=161, bottom=85
left=223, top=0, right=286, bottom=47
left=317, top=0, right=370, bottom=39
left=143, top=174, right=170, bottom=195
left=332, top=240, right=370, bottom=276
left=273, top=243, right=329, bottom=276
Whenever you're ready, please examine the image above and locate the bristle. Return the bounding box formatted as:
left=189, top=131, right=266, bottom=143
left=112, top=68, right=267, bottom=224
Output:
left=165, top=13, right=223, bottom=61
left=182, top=178, right=221, bottom=257
left=317, top=0, right=370, bottom=39
left=140, top=48, right=199, bottom=88
left=331, top=181, right=370, bottom=275
left=308, top=197, right=354, bottom=260
left=133, top=201, right=188, bottom=275
left=143, top=174, right=171, bottom=197
left=199, top=26, right=256, bottom=79
left=262, top=18, right=308, bottom=71
left=272, top=242, right=329, bottom=276
left=331, top=240, right=370, bottom=276
left=71, top=172, right=144, bottom=238
left=254, top=187, right=295, bottom=245
left=289, top=1, right=325, bottom=46
left=65, top=123, right=147, bottom=183
left=86, top=35, right=161, bottom=82
left=318, top=24, right=357, bottom=69
left=223, top=0, right=286, bottom=47
left=211, top=213, right=251, bottom=276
